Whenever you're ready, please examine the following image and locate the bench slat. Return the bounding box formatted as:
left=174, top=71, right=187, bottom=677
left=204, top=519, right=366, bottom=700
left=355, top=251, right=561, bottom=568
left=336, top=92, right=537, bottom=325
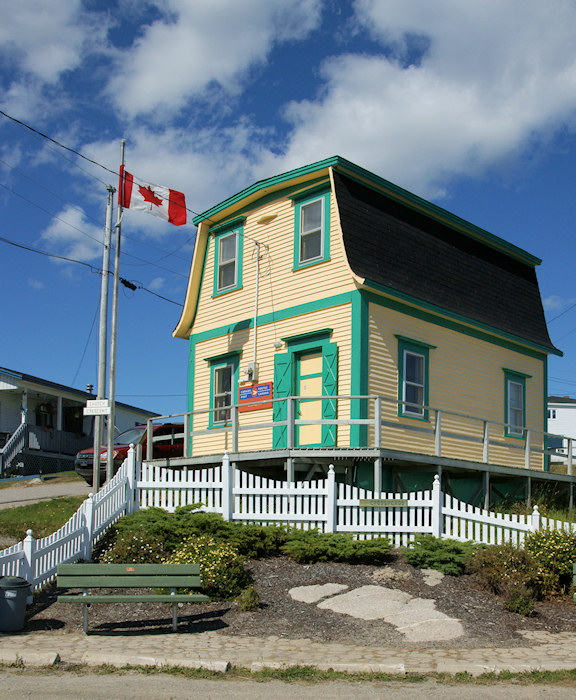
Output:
left=57, top=575, right=202, bottom=588
left=57, top=563, right=200, bottom=576
left=58, top=594, right=210, bottom=604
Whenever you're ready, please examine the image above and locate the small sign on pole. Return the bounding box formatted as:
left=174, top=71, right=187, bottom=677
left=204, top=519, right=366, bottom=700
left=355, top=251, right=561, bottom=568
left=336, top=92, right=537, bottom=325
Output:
left=84, top=399, right=111, bottom=416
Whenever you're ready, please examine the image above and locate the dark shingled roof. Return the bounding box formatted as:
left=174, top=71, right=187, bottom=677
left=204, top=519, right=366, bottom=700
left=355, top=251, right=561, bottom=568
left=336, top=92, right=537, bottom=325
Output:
left=334, top=171, right=556, bottom=352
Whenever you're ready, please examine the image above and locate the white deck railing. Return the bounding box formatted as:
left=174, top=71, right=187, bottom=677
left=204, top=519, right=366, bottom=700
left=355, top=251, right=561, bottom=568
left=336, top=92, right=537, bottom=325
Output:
left=147, top=393, right=575, bottom=475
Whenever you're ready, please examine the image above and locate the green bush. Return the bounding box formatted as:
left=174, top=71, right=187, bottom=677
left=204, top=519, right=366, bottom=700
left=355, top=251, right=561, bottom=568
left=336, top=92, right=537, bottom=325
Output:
left=165, top=534, right=251, bottom=600
left=99, top=531, right=170, bottom=564
left=524, top=528, right=576, bottom=596
left=280, top=530, right=392, bottom=564
left=109, top=507, right=290, bottom=559
left=504, top=583, right=536, bottom=616
left=236, top=585, right=260, bottom=611
left=465, top=544, right=539, bottom=596
left=401, top=535, right=478, bottom=575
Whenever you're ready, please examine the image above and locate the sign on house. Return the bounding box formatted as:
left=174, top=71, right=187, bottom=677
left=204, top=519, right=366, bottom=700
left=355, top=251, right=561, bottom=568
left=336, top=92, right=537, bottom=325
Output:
left=238, top=382, right=273, bottom=412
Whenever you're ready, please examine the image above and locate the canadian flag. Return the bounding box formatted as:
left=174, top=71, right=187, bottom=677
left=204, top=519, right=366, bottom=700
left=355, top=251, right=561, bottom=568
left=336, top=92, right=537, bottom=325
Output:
left=119, top=166, right=187, bottom=226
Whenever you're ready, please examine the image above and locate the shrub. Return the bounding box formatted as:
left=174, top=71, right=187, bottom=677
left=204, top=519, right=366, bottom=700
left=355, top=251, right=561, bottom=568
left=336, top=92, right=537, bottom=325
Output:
left=236, top=585, right=260, bottom=611
left=524, top=528, right=576, bottom=596
left=465, top=544, right=539, bottom=596
left=401, top=535, right=478, bottom=575
left=504, top=583, right=536, bottom=616
left=280, top=530, right=392, bottom=564
left=165, top=534, right=251, bottom=600
left=99, top=531, right=170, bottom=564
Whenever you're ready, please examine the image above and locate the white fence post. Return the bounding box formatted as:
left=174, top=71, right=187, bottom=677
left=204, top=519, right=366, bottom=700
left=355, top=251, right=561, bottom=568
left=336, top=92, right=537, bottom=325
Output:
left=221, top=451, right=233, bottom=521
left=530, top=504, right=540, bottom=533
left=22, top=530, right=35, bottom=585
left=84, top=494, right=95, bottom=561
left=431, top=474, right=443, bottom=538
left=325, top=464, right=337, bottom=533
left=126, top=444, right=138, bottom=514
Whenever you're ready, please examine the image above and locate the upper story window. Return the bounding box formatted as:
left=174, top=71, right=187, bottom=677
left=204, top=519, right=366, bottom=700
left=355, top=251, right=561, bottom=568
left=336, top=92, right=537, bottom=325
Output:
left=212, top=219, right=244, bottom=296
left=548, top=409, right=556, bottom=420
left=291, top=186, right=330, bottom=270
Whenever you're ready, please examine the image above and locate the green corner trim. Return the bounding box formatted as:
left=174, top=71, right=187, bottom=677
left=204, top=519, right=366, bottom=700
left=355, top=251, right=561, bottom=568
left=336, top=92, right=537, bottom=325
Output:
left=351, top=291, right=369, bottom=446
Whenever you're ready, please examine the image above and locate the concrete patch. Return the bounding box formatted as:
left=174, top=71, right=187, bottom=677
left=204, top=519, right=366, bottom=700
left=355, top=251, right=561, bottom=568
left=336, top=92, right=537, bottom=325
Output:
left=289, top=583, right=349, bottom=603
left=312, top=585, right=463, bottom=642
left=421, top=568, right=444, bottom=586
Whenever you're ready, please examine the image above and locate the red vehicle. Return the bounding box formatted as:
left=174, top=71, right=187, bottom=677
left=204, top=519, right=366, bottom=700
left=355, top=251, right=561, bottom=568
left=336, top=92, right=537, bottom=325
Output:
left=74, top=423, right=184, bottom=485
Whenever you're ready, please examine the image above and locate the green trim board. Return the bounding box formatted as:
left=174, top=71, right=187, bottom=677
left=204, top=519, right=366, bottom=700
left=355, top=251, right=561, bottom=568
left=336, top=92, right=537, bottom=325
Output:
left=350, top=291, right=369, bottom=446
left=363, top=284, right=560, bottom=359
left=193, top=155, right=542, bottom=267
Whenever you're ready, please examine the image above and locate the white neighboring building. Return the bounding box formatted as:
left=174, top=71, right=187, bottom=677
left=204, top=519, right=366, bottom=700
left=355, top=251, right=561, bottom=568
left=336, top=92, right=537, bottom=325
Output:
left=0, top=366, right=158, bottom=476
left=547, top=396, right=576, bottom=464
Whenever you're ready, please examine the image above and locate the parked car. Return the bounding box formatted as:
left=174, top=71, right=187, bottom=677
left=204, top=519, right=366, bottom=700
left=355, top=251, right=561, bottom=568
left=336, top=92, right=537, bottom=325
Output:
left=74, top=423, right=184, bottom=485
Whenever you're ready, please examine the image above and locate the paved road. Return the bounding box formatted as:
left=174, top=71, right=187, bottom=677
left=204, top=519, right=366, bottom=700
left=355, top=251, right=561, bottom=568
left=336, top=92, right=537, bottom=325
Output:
left=1, top=672, right=575, bottom=699
left=0, top=479, right=91, bottom=511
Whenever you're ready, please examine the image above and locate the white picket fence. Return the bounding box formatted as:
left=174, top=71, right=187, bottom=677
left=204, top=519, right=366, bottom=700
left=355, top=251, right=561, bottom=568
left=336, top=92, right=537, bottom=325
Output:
left=139, top=453, right=576, bottom=548
left=2, top=449, right=576, bottom=590
left=0, top=454, right=137, bottom=590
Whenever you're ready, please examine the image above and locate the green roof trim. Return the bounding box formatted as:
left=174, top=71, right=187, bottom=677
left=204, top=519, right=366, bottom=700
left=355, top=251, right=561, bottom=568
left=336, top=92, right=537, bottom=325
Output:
left=193, top=156, right=542, bottom=267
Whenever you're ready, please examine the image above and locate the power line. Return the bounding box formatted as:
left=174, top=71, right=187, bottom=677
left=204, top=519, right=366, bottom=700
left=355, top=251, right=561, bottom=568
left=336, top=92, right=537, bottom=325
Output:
left=0, top=235, right=183, bottom=306
left=0, top=108, right=207, bottom=218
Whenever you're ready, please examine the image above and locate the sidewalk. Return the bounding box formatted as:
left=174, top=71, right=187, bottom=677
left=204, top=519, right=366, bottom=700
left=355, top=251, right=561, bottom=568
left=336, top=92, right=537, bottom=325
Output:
left=0, top=479, right=91, bottom=511
left=1, top=627, right=576, bottom=675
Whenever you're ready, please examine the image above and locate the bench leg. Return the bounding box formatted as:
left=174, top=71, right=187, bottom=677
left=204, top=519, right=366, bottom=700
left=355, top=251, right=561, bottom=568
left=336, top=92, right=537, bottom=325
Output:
left=172, top=604, right=177, bottom=632
left=83, top=604, right=89, bottom=635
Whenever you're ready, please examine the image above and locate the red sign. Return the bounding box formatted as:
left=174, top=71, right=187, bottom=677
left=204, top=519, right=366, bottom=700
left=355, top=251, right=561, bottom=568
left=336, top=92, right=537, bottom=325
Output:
left=238, top=382, right=273, bottom=412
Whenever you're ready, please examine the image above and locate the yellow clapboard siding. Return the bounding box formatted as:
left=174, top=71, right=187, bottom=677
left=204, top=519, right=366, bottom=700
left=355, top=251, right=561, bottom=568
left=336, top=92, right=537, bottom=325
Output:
left=368, top=301, right=546, bottom=469
left=192, top=193, right=355, bottom=336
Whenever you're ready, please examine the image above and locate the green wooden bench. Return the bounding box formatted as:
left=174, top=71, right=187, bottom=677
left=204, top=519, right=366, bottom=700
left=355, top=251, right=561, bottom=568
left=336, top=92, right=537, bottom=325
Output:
left=57, top=563, right=210, bottom=634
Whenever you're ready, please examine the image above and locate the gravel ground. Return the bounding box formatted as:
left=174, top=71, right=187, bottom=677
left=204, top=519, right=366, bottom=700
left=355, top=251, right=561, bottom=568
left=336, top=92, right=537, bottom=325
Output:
left=27, top=554, right=576, bottom=648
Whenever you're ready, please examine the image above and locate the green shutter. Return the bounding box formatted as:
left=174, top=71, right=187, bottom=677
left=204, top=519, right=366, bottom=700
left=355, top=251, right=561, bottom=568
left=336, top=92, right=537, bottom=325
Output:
left=322, top=343, right=338, bottom=446
left=273, top=352, right=292, bottom=448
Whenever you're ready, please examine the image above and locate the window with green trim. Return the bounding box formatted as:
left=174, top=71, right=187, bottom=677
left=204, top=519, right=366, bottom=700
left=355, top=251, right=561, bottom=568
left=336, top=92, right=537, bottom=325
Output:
left=293, top=190, right=330, bottom=269
left=213, top=226, right=243, bottom=295
left=397, top=337, right=432, bottom=420
left=505, top=370, right=526, bottom=438
left=209, top=355, right=239, bottom=427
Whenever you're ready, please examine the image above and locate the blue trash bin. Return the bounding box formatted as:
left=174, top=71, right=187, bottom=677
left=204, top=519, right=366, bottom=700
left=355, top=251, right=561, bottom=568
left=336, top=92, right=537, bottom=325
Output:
left=0, top=576, right=31, bottom=632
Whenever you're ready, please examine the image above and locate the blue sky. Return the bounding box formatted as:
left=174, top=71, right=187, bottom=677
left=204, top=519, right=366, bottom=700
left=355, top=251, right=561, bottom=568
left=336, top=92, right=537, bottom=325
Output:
left=2, top=0, right=576, bottom=417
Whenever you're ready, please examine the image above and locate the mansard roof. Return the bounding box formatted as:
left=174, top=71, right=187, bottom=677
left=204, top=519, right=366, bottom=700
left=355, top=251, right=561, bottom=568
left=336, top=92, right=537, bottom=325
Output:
left=333, top=170, right=558, bottom=354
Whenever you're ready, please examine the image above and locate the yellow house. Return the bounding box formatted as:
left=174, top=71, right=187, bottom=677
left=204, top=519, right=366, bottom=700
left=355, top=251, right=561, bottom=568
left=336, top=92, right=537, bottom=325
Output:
left=173, top=157, right=564, bottom=504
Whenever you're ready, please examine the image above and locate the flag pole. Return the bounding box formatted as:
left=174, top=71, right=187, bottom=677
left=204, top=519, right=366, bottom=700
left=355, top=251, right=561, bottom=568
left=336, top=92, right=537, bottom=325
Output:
left=92, top=184, right=115, bottom=493
left=106, top=138, right=126, bottom=481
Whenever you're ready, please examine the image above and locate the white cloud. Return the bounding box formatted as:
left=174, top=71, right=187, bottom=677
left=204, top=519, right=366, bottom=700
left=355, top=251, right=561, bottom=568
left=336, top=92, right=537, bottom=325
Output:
left=107, top=0, right=322, bottom=118
left=0, top=1, right=109, bottom=83
left=28, top=278, right=45, bottom=291
left=270, top=0, right=576, bottom=197
left=40, top=205, right=104, bottom=263
left=148, top=277, right=165, bottom=291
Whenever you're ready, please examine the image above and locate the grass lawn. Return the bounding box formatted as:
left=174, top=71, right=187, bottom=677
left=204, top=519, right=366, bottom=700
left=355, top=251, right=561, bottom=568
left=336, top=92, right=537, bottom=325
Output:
left=0, top=496, right=86, bottom=540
